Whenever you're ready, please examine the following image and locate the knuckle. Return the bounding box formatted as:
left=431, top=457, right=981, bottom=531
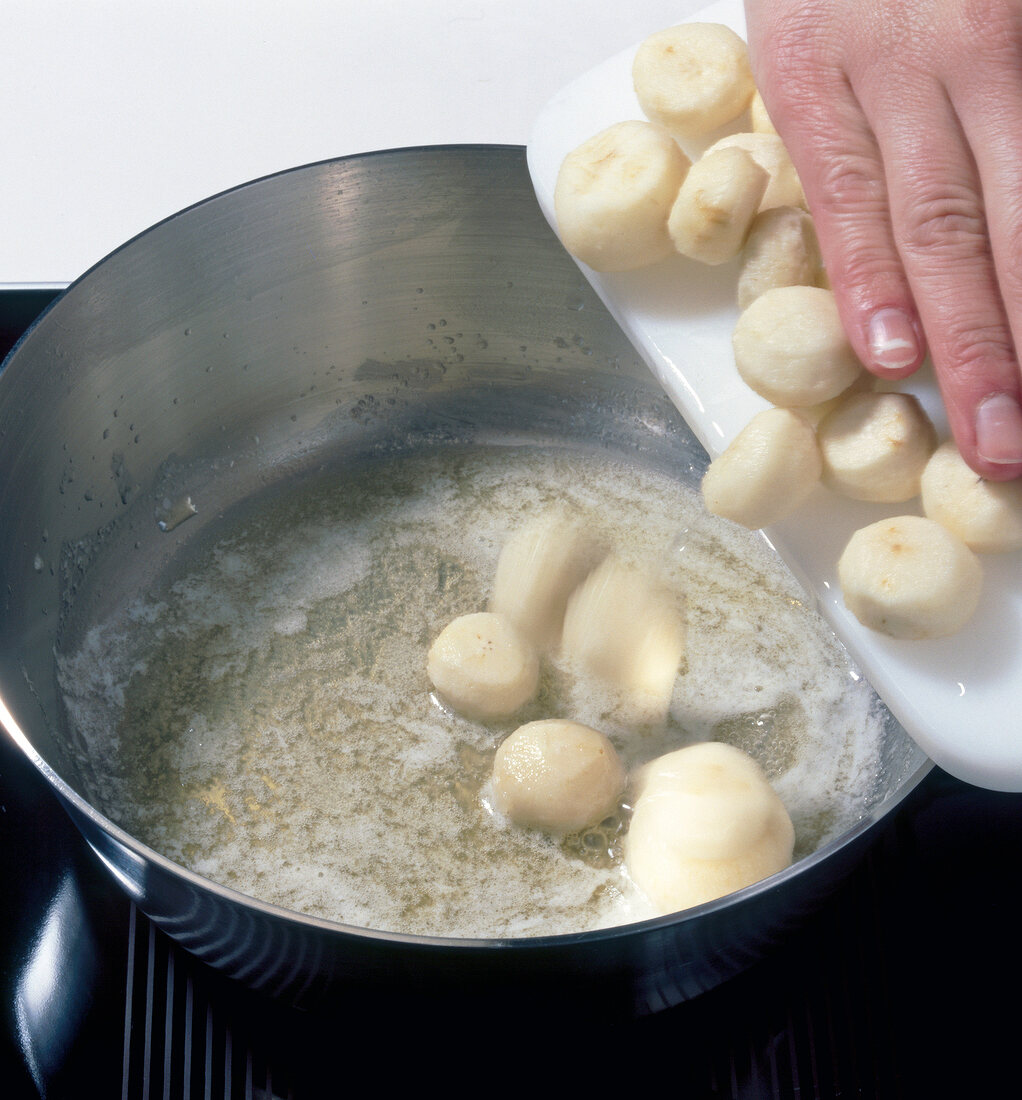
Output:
left=815, top=156, right=888, bottom=215
left=808, top=161, right=907, bottom=295
left=839, top=243, right=906, bottom=292
left=898, top=186, right=987, bottom=258
left=934, top=317, right=1015, bottom=377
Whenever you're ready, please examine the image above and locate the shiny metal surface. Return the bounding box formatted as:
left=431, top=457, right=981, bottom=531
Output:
left=0, top=146, right=930, bottom=1015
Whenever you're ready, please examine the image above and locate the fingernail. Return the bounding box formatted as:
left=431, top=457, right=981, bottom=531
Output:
left=975, top=393, right=1022, bottom=464
left=868, top=308, right=921, bottom=372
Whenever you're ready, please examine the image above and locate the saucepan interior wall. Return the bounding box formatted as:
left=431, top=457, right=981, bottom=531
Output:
left=1, top=147, right=683, bottom=792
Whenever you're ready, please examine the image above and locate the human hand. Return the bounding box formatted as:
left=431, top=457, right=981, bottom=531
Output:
left=744, top=0, right=1022, bottom=480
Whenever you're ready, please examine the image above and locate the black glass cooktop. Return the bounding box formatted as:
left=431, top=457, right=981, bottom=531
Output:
left=2, top=290, right=1021, bottom=1097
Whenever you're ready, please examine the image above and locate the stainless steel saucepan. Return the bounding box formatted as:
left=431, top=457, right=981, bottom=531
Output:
left=0, top=146, right=929, bottom=1019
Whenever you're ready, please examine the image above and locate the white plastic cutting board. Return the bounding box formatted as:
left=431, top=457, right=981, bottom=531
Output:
left=528, top=0, right=1022, bottom=791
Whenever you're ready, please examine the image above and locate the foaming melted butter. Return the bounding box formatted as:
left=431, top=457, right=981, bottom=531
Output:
left=58, top=446, right=885, bottom=938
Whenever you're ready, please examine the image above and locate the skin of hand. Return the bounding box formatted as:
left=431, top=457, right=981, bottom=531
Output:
left=744, top=0, right=1022, bottom=481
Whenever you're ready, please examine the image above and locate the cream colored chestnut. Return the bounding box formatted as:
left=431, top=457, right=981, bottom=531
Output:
left=489, top=508, right=602, bottom=650
left=817, top=391, right=937, bottom=503
left=625, top=742, right=794, bottom=915
left=748, top=89, right=778, bottom=135
left=701, top=407, right=822, bottom=529
left=491, top=719, right=625, bottom=834
left=737, top=205, right=823, bottom=310
left=560, top=555, right=685, bottom=724
left=427, top=612, right=539, bottom=720
left=632, top=23, right=755, bottom=141
left=800, top=370, right=875, bottom=428
left=921, top=440, right=1022, bottom=553
left=732, top=285, right=864, bottom=407
left=703, top=132, right=805, bottom=212
left=554, top=120, right=690, bottom=272
left=837, top=515, right=984, bottom=639
left=668, top=145, right=768, bottom=265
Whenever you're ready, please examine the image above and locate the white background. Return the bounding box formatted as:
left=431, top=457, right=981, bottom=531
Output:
left=1, top=0, right=704, bottom=286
